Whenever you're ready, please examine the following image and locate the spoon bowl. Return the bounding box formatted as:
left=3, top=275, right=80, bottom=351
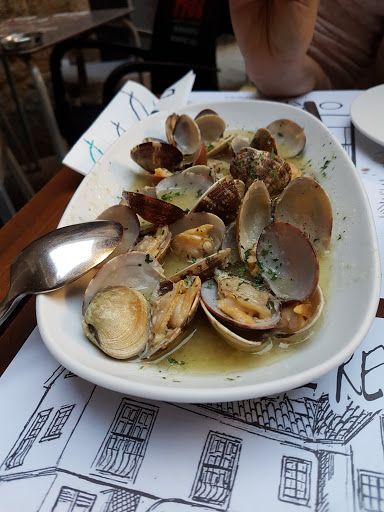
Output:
left=0, top=220, right=123, bottom=325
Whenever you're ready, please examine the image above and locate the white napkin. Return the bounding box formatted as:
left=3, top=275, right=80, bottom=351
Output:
left=63, top=70, right=196, bottom=176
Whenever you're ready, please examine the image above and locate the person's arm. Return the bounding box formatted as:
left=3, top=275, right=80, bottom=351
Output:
left=229, top=0, right=331, bottom=97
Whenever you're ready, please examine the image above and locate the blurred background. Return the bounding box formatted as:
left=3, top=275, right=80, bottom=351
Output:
left=0, top=0, right=251, bottom=226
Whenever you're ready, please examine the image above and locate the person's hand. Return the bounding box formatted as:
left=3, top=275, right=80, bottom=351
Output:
left=229, top=0, right=330, bottom=96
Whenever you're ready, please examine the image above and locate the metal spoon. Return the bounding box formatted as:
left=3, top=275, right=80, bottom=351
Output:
left=0, top=220, right=123, bottom=325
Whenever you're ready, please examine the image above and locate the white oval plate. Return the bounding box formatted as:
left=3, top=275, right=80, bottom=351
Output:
left=350, top=84, right=384, bottom=146
left=36, top=100, right=381, bottom=403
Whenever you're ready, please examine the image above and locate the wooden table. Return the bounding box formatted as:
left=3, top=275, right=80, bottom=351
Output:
left=0, top=167, right=83, bottom=376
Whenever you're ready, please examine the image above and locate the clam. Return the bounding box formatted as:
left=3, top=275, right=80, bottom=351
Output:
left=250, top=128, right=278, bottom=155
left=236, top=181, right=271, bottom=270
left=274, top=177, right=333, bottom=253
left=145, top=276, right=201, bottom=359
left=82, top=251, right=163, bottom=358
left=231, top=135, right=251, bottom=155
left=82, top=251, right=164, bottom=314
left=122, top=191, right=185, bottom=225
left=273, top=285, right=324, bottom=338
left=194, top=109, right=226, bottom=143
left=82, top=251, right=201, bottom=360
left=201, top=272, right=281, bottom=331
left=166, top=113, right=201, bottom=155
left=192, top=175, right=245, bottom=224
left=200, top=300, right=274, bottom=353
left=266, top=119, right=306, bottom=158
left=256, top=222, right=319, bottom=301
left=82, top=285, right=151, bottom=359
left=193, top=142, right=208, bottom=166
left=163, top=212, right=229, bottom=283
left=155, top=170, right=213, bottom=211
left=133, top=225, right=171, bottom=261
left=230, top=147, right=292, bottom=195
left=96, top=204, right=140, bottom=262
left=206, top=134, right=235, bottom=158
left=131, top=141, right=183, bottom=172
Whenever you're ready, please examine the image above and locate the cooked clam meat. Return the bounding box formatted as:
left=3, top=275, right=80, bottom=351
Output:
left=171, top=224, right=215, bottom=260
left=216, top=275, right=271, bottom=325
left=149, top=276, right=201, bottom=355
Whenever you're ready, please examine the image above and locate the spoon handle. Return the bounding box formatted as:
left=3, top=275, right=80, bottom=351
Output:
left=0, top=290, right=23, bottom=326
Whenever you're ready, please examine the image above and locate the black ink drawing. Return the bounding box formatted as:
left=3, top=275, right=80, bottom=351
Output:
left=1, top=360, right=384, bottom=512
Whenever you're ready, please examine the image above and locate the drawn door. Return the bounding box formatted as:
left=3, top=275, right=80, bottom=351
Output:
left=94, top=400, right=157, bottom=482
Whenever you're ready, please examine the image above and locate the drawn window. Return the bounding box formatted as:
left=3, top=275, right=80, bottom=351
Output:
left=5, top=409, right=52, bottom=469
left=41, top=405, right=75, bottom=442
left=52, top=486, right=96, bottom=512
left=279, top=456, right=311, bottom=505
left=93, top=399, right=158, bottom=482
left=359, top=471, right=384, bottom=511
left=191, top=431, right=241, bottom=508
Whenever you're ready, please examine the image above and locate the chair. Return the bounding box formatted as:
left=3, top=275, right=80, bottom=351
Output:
left=50, top=0, right=226, bottom=146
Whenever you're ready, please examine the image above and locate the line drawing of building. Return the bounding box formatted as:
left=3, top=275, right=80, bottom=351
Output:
left=0, top=362, right=383, bottom=512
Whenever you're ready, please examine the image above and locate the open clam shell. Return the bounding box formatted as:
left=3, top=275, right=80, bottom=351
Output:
left=201, top=279, right=281, bottom=331
left=237, top=181, right=271, bottom=263
left=166, top=113, right=201, bottom=155
left=122, top=191, right=185, bottom=225
left=273, top=285, right=324, bottom=338
left=82, top=251, right=164, bottom=314
left=200, top=301, right=273, bottom=354
left=256, top=222, right=319, bottom=301
left=194, top=110, right=226, bottom=143
left=133, top=225, right=172, bottom=261
left=155, top=170, right=212, bottom=211
left=131, top=141, right=182, bottom=172
left=266, top=119, right=306, bottom=158
left=144, top=276, right=202, bottom=360
left=274, top=176, right=333, bottom=253
left=96, top=204, right=140, bottom=261
left=222, top=221, right=240, bottom=263
left=169, top=212, right=226, bottom=251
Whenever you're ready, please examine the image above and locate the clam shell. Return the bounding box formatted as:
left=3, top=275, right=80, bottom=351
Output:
left=96, top=204, right=140, bottom=261
left=169, top=212, right=226, bottom=252
left=274, top=176, right=333, bottom=253
left=200, top=301, right=273, bottom=353
left=230, top=147, right=292, bottom=195
left=82, top=251, right=164, bottom=314
left=222, top=221, right=240, bottom=263
left=131, top=141, right=182, bottom=172
left=82, top=285, right=150, bottom=359
left=237, top=181, right=271, bottom=262
left=250, top=128, right=278, bottom=155
left=144, top=276, right=202, bottom=360
left=192, top=176, right=245, bottom=224
left=256, top=222, right=319, bottom=301
left=231, top=135, right=251, bottom=155
left=155, top=170, right=212, bottom=210
left=266, top=119, right=306, bottom=158
left=273, top=285, right=324, bottom=337
left=166, top=113, right=201, bottom=155
left=201, top=279, right=281, bottom=331
left=194, top=111, right=226, bottom=143
left=206, top=134, right=234, bottom=158
left=133, top=225, right=172, bottom=262
left=166, top=248, right=231, bottom=284
left=122, top=191, right=185, bottom=225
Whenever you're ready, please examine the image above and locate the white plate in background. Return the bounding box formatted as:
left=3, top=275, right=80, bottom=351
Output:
left=36, top=100, right=381, bottom=403
left=350, top=84, right=384, bottom=146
